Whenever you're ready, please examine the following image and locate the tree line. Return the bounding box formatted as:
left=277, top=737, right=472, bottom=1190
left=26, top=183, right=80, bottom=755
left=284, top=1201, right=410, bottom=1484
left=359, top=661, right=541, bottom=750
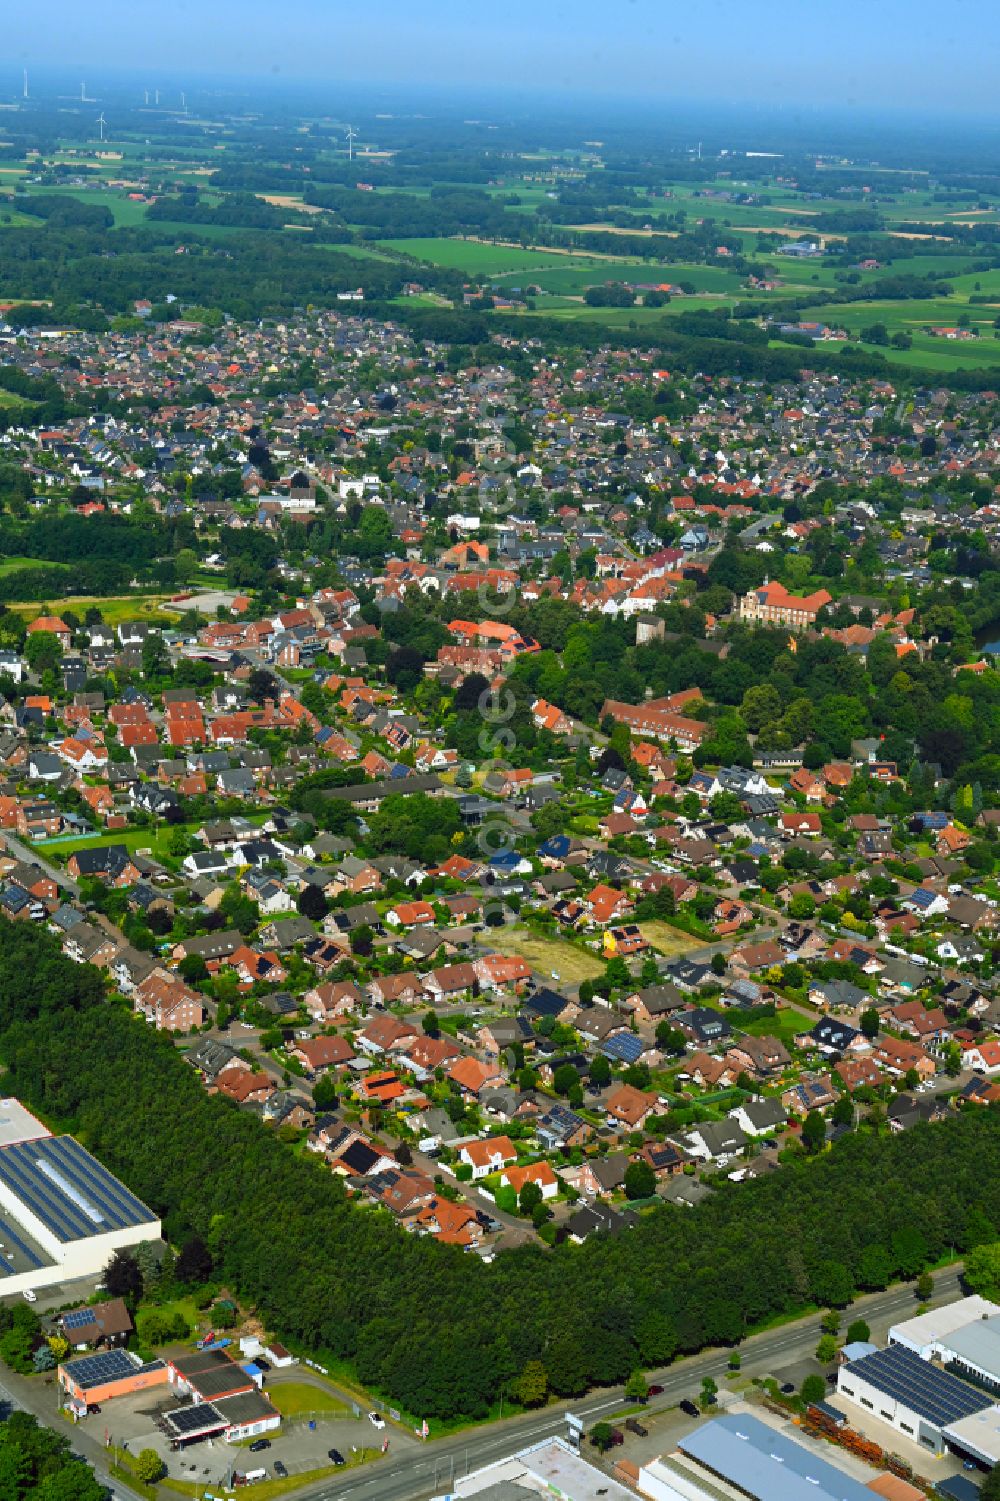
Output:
left=0, top=921, right=997, bottom=1420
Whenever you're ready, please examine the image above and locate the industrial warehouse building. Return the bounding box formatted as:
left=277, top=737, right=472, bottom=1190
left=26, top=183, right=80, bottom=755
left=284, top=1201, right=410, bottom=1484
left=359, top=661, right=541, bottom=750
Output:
left=890, top=1294, right=1000, bottom=1396
left=0, top=1099, right=160, bottom=1296
left=889, top=1295, right=1000, bottom=1362
left=637, top=1413, right=880, bottom=1501
left=836, top=1342, right=1000, bottom=1462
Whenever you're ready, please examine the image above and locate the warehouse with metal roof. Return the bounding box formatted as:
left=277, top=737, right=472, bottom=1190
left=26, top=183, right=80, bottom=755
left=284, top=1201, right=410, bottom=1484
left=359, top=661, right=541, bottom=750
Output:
left=0, top=1106, right=160, bottom=1297
left=671, top=1413, right=876, bottom=1501
left=837, top=1343, right=997, bottom=1456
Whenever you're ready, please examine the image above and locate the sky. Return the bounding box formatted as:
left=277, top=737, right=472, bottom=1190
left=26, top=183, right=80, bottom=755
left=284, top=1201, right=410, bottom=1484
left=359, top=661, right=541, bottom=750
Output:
left=9, top=0, right=1000, bottom=117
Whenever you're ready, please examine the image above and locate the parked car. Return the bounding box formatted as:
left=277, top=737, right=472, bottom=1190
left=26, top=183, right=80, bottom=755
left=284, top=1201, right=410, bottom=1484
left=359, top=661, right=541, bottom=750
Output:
left=368, top=1412, right=385, bottom=1429
left=273, top=1462, right=287, bottom=1479
left=248, top=1440, right=270, bottom=1453
left=21, top=1289, right=36, bottom=1303
left=327, top=1450, right=346, bottom=1466
left=679, top=1399, right=699, bottom=1417
left=625, top=1418, right=648, bottom=1437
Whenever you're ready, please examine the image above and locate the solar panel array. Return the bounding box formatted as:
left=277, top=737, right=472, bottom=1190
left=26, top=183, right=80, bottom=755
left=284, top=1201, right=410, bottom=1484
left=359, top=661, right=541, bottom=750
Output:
left=845, top=1344, right=991, bottom=1427
left=601, top=1031, right=645, bottom=1064
left=0, top=1136, right=155, bottom=1243
left=164, top=1403, right=225, bottom=1436
left=64, top=1349, right=138, bottom=1390
left=63, top=1308, right=96, bottom=1331
left=0, top=1214, right=44, bottom=1270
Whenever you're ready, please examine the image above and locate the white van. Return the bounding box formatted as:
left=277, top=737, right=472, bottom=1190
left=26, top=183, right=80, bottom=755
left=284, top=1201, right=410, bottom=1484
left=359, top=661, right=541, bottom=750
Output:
left=22, top=1289, right=36, bottom=1304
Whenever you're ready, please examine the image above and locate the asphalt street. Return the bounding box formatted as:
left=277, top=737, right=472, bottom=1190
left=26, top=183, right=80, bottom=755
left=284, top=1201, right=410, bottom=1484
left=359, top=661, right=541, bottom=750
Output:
left=292, top=1265, right=964, bottom=1501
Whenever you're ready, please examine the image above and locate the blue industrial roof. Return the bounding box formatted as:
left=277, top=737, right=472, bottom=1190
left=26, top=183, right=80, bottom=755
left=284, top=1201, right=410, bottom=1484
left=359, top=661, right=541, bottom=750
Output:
left=0, top=1136, right=156, bottom=1244
left=679, top=1413, right=876, bottom=1501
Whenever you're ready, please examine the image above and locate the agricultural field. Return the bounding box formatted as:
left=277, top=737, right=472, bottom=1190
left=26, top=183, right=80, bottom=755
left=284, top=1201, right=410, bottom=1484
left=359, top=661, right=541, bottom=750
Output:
left=8, top=592, right=178, bottom=626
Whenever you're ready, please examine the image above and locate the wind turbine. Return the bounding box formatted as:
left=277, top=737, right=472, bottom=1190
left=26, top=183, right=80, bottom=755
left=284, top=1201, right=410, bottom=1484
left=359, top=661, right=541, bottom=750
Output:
left=345, top=125, right=358, bottom=161
left=155, top=87, right=160, bottom=106
left=144, top=88, right=149, bottom=105
left=96, top=112, right=106, bottom=143
left=81, top=81, right=86, bottom=101
left=180, top=91, right=186, bottom=111
left=22, top=70, right=28, bottom=100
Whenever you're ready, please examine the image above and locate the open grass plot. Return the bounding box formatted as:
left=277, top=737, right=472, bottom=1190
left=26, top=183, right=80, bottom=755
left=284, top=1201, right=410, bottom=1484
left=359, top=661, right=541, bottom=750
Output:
left=488, top=924, right=605, bottom=984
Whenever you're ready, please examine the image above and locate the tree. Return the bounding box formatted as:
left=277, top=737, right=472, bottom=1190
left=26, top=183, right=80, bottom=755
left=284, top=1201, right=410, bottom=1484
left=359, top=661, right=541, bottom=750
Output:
left=801, top=1110, right=826, bottom=1154
left=981, top=1465, right=1000, bottom=1501
left=711, top=952, right=727, bottom=977
left=141, top=633, right=168, bottom=678
left=820, top=1309, right=841, bottom=1336
left=313, top=1073, right=337, bottom=1112
left=624, top=1160, right=656, bottom=1200
left=422, top=1009, right=441, bottom=1038
left=176, top=1235, right=213, bottom=1286
left=857, top=1243, right=893, bottom=1290
left=846, top=1318, right=871, bottom=1343
left=519, top=1181, right=542, bottom=1217
left=179, top=954, right=208, bottom=985
left=32, top=1344, right=55, bottom=1372
left=699, top=1375, right=718, bottom=1410
left=553, top=1064, right=579, bottom=1097
left=546, top=1330, right=589, bottom=1397
left=916, top=1271, right=934, bottom=1303
left=860, top=1007, right=880, bottom=1039
left=625, top=1368, right=648, bottom=1402
left=655, top=1021, right=687, bottom=1055
left=590, top=1421, right=615, bottom=1452
left=350, top=924, right=374, bottom=957
left=801, top=1374, right=827, bottom=1406
left=25, top=631, right=61, bottom=675
left=815, top=1334, right=838, bottom=1363
left=296, top=883, right=327, bottom=920
left=134, top=1450, right=165, bottom=1485
left=513, top=1360, right=547, bottom=1407
left=589, top=1054, right=612, bottom=1087
left=103, top=1249, right=143, bottom=1303
left=811, top=1260, right=853, bottom=1307
left=965, top=1241, right=1000, bottom=1300
left=832, top=1094, right=855, bottom=1127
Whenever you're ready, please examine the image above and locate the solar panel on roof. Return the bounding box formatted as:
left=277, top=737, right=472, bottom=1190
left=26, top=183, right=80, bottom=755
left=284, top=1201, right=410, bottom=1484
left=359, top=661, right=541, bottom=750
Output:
left=0, top=1136, right=155, bottom=1244
left=63, top=1309, right=95, bottom=1331
left=65, top=1349, right=137, bottom=1388
left=0, top=1215, right=43, bottom=1269
left=845, top=1344, right=991, bottom=1427
left=165, top=1403, right=225, bottom=1435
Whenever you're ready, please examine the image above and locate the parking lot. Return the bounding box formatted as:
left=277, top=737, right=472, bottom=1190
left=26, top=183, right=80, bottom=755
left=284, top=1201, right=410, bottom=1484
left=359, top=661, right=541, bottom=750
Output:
left=87, top=1384, right=403, bottom=1487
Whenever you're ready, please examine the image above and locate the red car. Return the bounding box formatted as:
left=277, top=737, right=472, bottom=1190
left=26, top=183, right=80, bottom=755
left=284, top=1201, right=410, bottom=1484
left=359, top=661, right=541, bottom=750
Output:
left=646, top=1384, right=664, bottom=1397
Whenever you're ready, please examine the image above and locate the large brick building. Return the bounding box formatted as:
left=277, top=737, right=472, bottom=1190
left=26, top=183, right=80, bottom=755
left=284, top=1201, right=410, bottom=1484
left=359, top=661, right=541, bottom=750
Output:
left=739, top=579, right=832, bottom=630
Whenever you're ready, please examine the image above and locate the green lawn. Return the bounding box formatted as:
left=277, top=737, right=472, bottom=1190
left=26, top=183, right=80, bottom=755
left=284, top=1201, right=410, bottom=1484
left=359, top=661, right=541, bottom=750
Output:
left=0, top=555, right=67, bottom=576
left=267, top=1380, right=349, bottom=1417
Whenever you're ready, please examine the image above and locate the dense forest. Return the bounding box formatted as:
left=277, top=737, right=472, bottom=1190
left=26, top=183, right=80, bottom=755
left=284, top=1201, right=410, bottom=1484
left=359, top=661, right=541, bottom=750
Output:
left=0, top=1410, right=105, bottom=1501
left=0, top=922, right=996, bottom=1420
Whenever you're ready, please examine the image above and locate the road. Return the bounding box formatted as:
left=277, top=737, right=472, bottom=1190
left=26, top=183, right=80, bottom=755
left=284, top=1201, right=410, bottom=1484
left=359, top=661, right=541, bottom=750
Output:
left=0, top=1361, right=134, bottom=1498
left=290, top=1266, right=964, bottom=1501
left=2, top=831, right=81, bottom=897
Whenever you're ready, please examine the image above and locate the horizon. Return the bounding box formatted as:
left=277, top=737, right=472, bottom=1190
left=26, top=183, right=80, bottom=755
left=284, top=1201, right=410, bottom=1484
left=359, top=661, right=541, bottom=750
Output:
left=8, top=0, right=1000, bottom=119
